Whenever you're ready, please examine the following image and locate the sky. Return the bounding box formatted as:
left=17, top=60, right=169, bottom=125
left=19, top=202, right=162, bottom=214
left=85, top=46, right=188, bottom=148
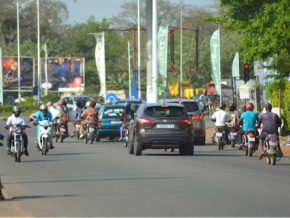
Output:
left=60, top=0, right=215, bottom=24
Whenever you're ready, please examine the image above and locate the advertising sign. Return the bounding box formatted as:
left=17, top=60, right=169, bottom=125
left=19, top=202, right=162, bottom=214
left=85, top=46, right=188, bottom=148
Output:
left=2, top=57, right=35, bottom=90
left=236, top=79, right=257, bottom=112
left=41, top=57, right=85, bottom=92
left=239, top=84, right=249, bottom=99
left=210, top=29, right=221, bottom=95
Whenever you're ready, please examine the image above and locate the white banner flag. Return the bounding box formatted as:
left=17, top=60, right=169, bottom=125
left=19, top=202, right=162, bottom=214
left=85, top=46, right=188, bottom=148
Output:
left=94, top=32, right=106, bottom=98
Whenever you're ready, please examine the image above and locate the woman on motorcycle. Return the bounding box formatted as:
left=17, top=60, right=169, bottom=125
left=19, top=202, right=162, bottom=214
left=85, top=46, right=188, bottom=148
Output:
left=71, top=100, right=84, bottom=137
left=79, top=101, right=98, bottom=139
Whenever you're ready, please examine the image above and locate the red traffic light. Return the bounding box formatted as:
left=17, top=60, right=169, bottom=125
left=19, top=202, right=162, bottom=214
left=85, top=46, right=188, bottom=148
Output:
left=243, top=63, right=249, bottom=69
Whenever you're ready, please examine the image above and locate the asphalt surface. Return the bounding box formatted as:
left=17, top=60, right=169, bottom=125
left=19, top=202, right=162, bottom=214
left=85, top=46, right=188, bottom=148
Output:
left=0, top=120, right=290, bottom=217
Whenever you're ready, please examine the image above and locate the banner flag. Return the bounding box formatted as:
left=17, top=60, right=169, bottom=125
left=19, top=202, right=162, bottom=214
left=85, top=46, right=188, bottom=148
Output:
left=232, top=51, right=239, bottom=78
left=94, top=32, right=106, bottom=98
left=157, top=26, right=168, bottom=93
left=210, top=29, right=221, bottom=95
left=131, top=71, right=139, bottom=99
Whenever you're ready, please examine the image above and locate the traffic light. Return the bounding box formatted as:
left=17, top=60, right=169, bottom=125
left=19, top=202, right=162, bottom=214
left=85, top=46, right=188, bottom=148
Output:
left=243, top=63, right=250, bottom=82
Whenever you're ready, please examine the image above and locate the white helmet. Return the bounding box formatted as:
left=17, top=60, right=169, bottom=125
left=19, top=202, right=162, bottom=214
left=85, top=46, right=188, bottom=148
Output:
left=40, top=104, right=48, bottom=111
left=106, top=99, right=112, bottom=105
left=85, top=101, right=91, bottom=108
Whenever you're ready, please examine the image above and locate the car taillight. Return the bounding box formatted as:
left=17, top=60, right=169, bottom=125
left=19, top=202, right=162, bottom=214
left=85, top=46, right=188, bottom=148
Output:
left=75, top=121, right=80, bottom=125
left=138, top=118, right=154, bottom=125
left=231, top=128, right=236, bottom=132
left=61, top=124, right=66, bottom=128
left=178, top=118, right=192, bottom=125
left=193, top=115, right=204, bottom=120
left=248, top=133, right=254, bottom=138
left=269, top=136, right=277, bottom=142
left=161, top=105, right=169, bottom=108
left=216, top=127, right=223, bottom=132
left=90, top=123, right=95, bottom=127
left=98, top=119, right=102, bottom=127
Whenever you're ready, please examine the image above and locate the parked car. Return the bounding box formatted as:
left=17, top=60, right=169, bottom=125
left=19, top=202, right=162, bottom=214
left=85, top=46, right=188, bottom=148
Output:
left=159, top=99, right=206, bottom=145
left=53, top=95, right=95, bottom=122
left=96, top=105, right=125, bottom=141
left=113, top=99, right=146, bottom=113
left=128, top=103, right=194, bottom=156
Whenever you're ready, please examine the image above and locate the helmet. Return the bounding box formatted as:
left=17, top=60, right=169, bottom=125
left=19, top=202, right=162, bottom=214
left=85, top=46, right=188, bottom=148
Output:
left=246, top=102, right=254, bottom=111
left=57, top=100, right=63, bottom=106
left=106, top=99, right=112, bottom=105
left=90, top=101, right=96, bottom=108
left=99, top=96, right=104, bottom=102
left=40, top=104, right=48, bottom=112
left=76, top=100, right=83, bottom=108
left=219, top=102, right=226, bottom=110
left=265, top=103, right=272, bottom=111
left=125, top=102, right=131, bottom=109
left=62, top=100, right=67, bottom=107
left=85, top=101, right=91, bottom=108
left=241, top=106, right=246, bottom=112
left=12, top=105, right=21, bottom=113
left=229, top=103, right=236, bottom=111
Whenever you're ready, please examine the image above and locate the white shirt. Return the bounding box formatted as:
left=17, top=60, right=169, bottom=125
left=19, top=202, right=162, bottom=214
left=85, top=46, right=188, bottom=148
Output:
left=212, top=109, right=230, bottom=126
left=6, top=114, right=26, bottom=132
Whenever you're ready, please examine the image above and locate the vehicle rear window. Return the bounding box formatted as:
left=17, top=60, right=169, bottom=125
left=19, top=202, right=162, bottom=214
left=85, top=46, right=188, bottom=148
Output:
left=144, top=106, right=186, bottom=118
left=115, top=102, right=141, bottom=112
left=103, top=108, right=123, bottom=118
left=171, top=102, right=199, bottom=112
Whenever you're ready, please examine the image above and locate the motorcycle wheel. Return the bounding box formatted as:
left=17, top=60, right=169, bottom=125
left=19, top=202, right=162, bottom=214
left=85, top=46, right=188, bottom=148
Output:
left=16, top=141, right=21, bottom=163
left=270, top=155, right=276, bottom=165
left=77, top=132, right=80, bottom=140
left=89, top=133, right=93, bottom=144
left=248, top=147, right=253, bottom=157
left=218, top=141, right=222, bottom=150
left=84, top=135, right=88, bottom=144
left=245, top=148, right=248, bottom=156
left=266, top=156, right=271, bottom=165
left=42, top=138, right=47, bottom=156
left=60, top=135, right=64, bottom=143
left=55, top=135, right=59, bottom=143
left=231, top=140, right=236, bottom=148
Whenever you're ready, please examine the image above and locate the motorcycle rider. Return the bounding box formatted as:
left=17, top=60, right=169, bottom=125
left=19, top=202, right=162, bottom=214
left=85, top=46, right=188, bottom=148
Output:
left=237, top=102, right=259, bottom=150
left=5, top=106, right=29, bottom=156
left=35, top=104, right=54, bottom=149
left=257, top=103, right=282, bottom=159
left=79, top=101, right=98, bottom=139
left=118, top=103, right=134, bottom=141
left=71, top=100, right=84, bottom=137
left=211, top=102, right=230, bottom=144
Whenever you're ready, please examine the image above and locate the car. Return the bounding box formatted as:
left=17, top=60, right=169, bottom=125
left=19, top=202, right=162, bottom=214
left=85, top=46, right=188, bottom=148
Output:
left=128, top=103, right=194, bottom=156
left=96, top=105, right=125, bottom=141
left=159, top=99, right=206, bottom=145
left=53, top=95, right=94, bottom=122
left=113, top=99, right=146, bottom=113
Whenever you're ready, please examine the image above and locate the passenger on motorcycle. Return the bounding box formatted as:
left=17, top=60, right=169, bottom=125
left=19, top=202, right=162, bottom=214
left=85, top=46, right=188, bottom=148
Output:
left=35, top=105, right=54, bottom=149
left=211, top=102, right=230, bottom=144
left=237, top=102, right=259, bottom=150
left=79, top=101, right=98, bottom=139
left=59, top=100, right=69, bottom=136
left=228, top=103, right=241, bottom=129
left=5, top=106, right=29, bottom=156
left=71, top=100, right=84, bottom=137
left=257, top=103, right=282, bottom=159
left=118, top=103, right=134, bottom=141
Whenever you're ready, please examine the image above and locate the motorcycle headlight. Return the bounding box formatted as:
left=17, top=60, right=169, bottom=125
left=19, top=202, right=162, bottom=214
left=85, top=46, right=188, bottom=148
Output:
left=44, top=126, right=48, bottom=130
left=15, top=127, right=22, bottom=134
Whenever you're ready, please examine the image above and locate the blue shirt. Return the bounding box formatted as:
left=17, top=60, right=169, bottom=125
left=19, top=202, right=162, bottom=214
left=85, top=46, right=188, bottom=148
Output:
left=36, top=110, right=52, bottom=122
left=241, top=110, right=258, bottom=131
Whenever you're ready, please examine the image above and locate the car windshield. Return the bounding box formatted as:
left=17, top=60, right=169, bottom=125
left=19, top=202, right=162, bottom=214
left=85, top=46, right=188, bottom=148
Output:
left=144, top=106, right=186, bottom=118
left=171, top=102, right=199, bottom=112
left=115, top=102, right=141, bottom=113
left=73, top=97, right=92, bottom=105
left=103, top=107, right=123, bottom=119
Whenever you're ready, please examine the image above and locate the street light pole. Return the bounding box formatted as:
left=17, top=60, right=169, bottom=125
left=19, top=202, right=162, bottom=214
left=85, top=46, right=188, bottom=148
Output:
left=37, top=0, right=41, bottom=104
left=17, top=2, right=21, bottom=104
left=180, top=0, right=183, bottom=97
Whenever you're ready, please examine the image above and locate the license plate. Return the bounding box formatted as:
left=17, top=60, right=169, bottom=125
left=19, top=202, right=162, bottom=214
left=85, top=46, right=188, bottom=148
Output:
left=230, top=132, right=237, bottom=136
left=216, top=132, right=223, bottom=137
left=111, top=121, right=121, bottom=124
left=156, top=124, right=175, bottom=129
left=89, top=128, right=95, bottom=132
left=60, top=128, right=66, bottom=132
left=248, top=137, right=255, bottom=142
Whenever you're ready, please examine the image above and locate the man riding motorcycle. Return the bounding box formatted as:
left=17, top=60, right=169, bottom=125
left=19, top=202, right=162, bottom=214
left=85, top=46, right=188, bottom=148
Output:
left=118, top=103, right=134, bottom=141
left=71, top=100, right=84, bottom=137
left=35, top=105, right=54, bottom=149
left=211, top=102, right=230, bottom=144
left=257, top=103, right=282, bottom=159
left=237, top=102, right=259, bottom=150
left=5, top=106, right=29, bottom=156
left=79, top=101, right=98, bottom=139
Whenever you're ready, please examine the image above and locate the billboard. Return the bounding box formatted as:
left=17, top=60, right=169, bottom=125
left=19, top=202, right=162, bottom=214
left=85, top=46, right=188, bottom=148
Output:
left=2, top=57, right=35, bottom=90
left=236, top=79, right=258, bottom=112
left=41, top=57, right=85, bottom=92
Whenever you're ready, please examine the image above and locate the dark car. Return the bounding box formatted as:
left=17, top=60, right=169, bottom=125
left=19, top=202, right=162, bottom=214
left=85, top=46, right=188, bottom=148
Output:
left=128, top=103, right=194, bottom=156
left=96, top=105, right=125, bottom=141
left=159, top=99, right=206, bottom=145
left=113, top=99, right=146, bottom=113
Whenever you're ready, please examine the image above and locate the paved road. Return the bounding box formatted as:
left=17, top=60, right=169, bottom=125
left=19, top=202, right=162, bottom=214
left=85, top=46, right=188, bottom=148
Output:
left=0, top=121, right=290, bottom=217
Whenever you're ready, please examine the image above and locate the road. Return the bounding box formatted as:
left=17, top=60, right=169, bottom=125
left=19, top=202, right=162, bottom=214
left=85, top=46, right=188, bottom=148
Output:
left=0, top=120, right=290, bottom=217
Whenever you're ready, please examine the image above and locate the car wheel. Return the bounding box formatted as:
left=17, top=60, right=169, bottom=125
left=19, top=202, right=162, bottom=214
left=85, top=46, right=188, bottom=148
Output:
left=134, top=135, right=142, bottom=156
left=194, top=137, right=205, bottom=145
left=186, top=144, right=194, bottom=156
left=179, top=145, right=186, bottom=155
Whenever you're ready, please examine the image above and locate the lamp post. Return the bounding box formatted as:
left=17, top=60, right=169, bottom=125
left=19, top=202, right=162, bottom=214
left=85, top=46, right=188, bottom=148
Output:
left=16, top=0, right=35, bottom=104
left=180, top=0, right=183, bottom=97
left=37, top=0, right=41, bottom=104
left=137, top=0, right=141, bottom=99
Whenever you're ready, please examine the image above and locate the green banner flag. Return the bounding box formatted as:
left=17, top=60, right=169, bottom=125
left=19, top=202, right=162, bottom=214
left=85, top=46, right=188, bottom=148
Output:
left=157, top=26, right=168, bottom=93
left=210, top=29, right=221, bottom=95
left=232, top=51, right=239, bottom=78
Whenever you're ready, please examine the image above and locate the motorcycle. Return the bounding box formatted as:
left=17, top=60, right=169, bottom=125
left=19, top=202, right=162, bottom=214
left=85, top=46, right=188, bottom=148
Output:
left=84, top=122, right=96, bottom=144
left=55, top=121, right=68, bottom=143
left=228, top=114, right=239, bottom=148
left=264, top=134, right=281, bottom=165
left=244, top=130, right=259, bottom=157
left=214, top=127, right=227, bottom=150
left=73, top=119, right=82, bottom=139
left=9, top=124, right=31, bottom=162
left=37, top=120, right=53, bottom=155
left=122, top=122, right=130, bottom=147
